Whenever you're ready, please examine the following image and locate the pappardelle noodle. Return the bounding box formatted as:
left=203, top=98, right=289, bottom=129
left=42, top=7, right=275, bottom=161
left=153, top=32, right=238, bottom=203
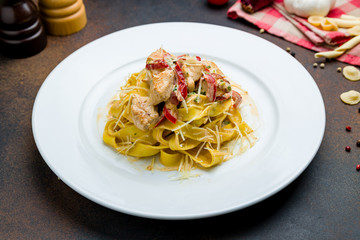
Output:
left=103, top=49, right=257, bottom=172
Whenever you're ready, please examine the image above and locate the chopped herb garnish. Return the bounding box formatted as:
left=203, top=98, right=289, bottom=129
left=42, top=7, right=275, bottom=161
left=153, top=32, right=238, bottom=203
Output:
left=206, top=65, right=211, bottom=69
left=227, top=86, right=231, bottom=91
left=222, top=120, right=230, bottom=125
left=201, top=91, right=206, bottom=95
left=195, top=96, right=200, bottom=103
left=173, top=85, right=178, bottom=91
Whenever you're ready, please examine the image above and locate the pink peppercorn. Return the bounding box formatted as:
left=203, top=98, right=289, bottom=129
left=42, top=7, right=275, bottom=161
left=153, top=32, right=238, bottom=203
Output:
left=345, top=146, right=351, bottom=152
left=356, top=164, right=360, bottom=171
left=346, top=126, right=352, bottom=132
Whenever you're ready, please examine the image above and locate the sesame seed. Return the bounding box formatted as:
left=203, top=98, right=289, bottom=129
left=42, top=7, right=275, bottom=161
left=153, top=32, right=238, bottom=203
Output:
left=320, top=63, right=325, bottom=68
left=313, top=63, right=318, bottom=68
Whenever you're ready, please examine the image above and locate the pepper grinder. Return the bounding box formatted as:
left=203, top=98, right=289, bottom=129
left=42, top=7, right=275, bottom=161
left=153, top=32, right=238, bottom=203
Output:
left=38, top=0, right=87, bottom=36
left=0, top=0, right=47, bottom=58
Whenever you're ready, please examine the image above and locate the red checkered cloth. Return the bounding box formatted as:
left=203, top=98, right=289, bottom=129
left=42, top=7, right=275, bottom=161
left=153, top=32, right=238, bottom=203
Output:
left=227, top=0, right=360, bottom=65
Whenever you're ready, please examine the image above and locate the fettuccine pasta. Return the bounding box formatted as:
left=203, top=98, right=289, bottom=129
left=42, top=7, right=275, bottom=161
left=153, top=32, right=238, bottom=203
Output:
left=103, top=49, right=258, bottom=172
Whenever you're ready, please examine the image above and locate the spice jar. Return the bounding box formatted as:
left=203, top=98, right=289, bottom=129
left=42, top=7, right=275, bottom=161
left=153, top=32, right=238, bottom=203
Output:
left=0, top=0, right=47, bottom=58
left=38, top=0, right=87, bottom=36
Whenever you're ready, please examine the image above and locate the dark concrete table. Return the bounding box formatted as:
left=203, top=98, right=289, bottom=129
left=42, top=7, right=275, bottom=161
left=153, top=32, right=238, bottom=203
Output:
left=1, top=0, right=359, bottom=239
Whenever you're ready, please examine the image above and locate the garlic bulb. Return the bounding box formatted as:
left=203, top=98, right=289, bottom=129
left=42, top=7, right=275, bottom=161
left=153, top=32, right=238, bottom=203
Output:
left=284, top=0, right=336, bottom=18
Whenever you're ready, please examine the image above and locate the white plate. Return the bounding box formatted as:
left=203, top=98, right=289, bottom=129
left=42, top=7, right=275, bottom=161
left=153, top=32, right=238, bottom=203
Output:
left=32, top=22, right=325, bottom=220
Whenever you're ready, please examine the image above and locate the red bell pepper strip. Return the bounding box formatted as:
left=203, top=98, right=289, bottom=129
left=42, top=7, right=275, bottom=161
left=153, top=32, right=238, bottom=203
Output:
left=204, top=74, right=217, bottom=102
left=163, top=105, right=177, bottom=124
left=154, top=115, right=166, bottom=128
left=177, top=54, right=187, bottom=59
left=146, top=60, right=168, bottom=70
left=175, top=62, right=187, bottom=100
left=232, top=90, right=242, bottom=108
left=196, top=56, right=201, bottom=61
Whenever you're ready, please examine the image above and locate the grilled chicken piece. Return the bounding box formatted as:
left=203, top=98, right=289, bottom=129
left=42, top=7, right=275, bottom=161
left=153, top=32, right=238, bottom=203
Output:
left=150, top=68, right=175, bottom=105
left=146, top=48, right=169, bottom=64
left=179, top=57, right=204, bottom=92
left=214, top=74, right=232, bottom=98
left=182, top=65, right=204, bottom=92
left=131, top=94, right=159, bottom=131
left=202, top=60, right=224, bottom=75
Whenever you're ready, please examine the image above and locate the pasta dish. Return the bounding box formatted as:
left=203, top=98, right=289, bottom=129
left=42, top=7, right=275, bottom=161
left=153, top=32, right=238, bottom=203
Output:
left=103, top=49, right=258, bottom=172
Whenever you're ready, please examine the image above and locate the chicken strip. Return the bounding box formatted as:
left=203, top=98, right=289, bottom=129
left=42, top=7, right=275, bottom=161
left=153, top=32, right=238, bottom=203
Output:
left=146, top=48, right=169, bottom=64
left=202, top=60, right=224, bottom=75
left=149, top=68, right=175, bottom=105
left=131, top=94, right=159, bottom=131
left=179, top=56, right=204, bottom=92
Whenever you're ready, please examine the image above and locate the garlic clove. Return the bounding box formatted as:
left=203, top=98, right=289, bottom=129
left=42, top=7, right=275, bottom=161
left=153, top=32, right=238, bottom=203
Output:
left=342, top=66, right=360, bottom=81
left=340, top=90, right=360, bottom=105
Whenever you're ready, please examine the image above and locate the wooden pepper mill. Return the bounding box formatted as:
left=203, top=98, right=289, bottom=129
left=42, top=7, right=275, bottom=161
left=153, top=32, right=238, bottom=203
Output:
left=0, top=0, right=47, bottom=58
left=38, top=0, right=87, bottom=36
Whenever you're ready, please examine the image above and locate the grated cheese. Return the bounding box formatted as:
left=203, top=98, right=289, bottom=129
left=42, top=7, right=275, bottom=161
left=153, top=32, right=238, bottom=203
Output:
left=195, top=142, right=206, bottom=159
left=172, top=117, right=197, bottom=131
left=184, top=63, right=202, bottom=66
left=204, top=102, right=216, bottom=106
left=119, top=86, right=149, bottom=93
left=182, top=100, right=188, bottom=113
left=178, top=158, right=184, bottom=172
left=215, top=125, right=220, bottom=150
left=147, top=157, right=155, bottom=172
left=113, top=107, right=126, bottom=129
left=223, top=112, right=232, bottom=116
left=197, top=135, right=214, bottom=142
left=233, top=122, right=243, bottom=139
left=179, top=129, right=185, bottom=141
left=197, top=78, right=202, bottom=103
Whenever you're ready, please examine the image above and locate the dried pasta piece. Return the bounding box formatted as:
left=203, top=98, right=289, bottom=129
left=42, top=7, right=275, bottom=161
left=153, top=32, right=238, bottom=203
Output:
left=314, top=50, right=343, bottom=59
left=315, top=35, right=360, bottom=59
left=308, top=16, right=324, bottom=27
left=347, top=25, right=360, bottom=36
left=341, top=14, right=360, bottom=21
left=308, top=15, right=360, bottom=31
left=343, top=66, right=360, bottom=81
left=327, top=18, right=360, bottom=28
left=340, top=90, right=360, bottom=105
left=320, top=18, right=338, bottom=31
